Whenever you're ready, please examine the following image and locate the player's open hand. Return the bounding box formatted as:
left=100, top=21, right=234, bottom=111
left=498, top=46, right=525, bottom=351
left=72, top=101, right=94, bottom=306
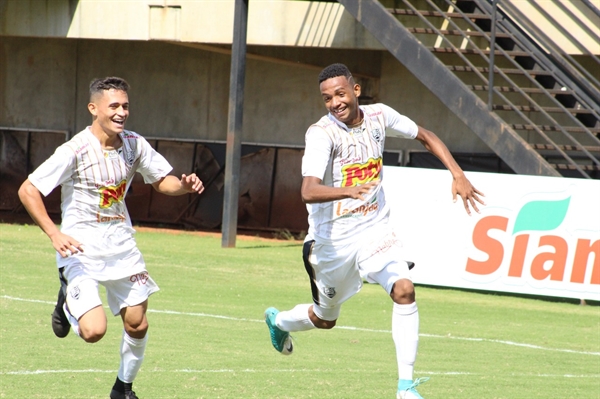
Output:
left=180, top=173, right=205, bottom=194
left=49, top=232, right=84, bottom=258
left=349, top=180, right=379, bottom=201
left=452, top=174, right=485, bottom=215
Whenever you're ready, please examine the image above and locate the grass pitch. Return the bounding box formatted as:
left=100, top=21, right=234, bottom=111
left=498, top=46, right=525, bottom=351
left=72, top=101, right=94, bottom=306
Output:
left=0, top=224, right=599, bottom=398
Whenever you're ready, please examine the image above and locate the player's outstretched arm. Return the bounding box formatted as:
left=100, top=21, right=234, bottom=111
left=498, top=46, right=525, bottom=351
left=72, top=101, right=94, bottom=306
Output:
left=151, top=173, right=205, bottom=196
left=18, top=179, right=83, bottom=257
left=414, top=126, right=485, bottom=215
left=301, top=176, right=378, bottom=204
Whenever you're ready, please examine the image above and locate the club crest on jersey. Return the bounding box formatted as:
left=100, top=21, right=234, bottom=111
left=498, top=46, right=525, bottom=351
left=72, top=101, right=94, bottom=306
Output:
left=70, top=285, right=80, bottom=300
left=323, top=286, right=336, bottom=298
left=371, top=128, right=382, bottom=142
left=99, top=179, right=127, bottom=208
left=341, top=157, right=382, bottom=187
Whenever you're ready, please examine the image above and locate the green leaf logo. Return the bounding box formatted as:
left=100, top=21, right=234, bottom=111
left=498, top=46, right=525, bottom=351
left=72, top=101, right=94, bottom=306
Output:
left=513, top=197, right=571, bottom=234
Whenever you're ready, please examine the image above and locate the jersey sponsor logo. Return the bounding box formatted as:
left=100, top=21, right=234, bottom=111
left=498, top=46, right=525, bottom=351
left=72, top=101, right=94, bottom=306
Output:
left=370, top=231, right=400, bottom=257
left=351, top=127, right=364, bottom=138
left=75, top=143, right=90, bottom=155
left=339, top=156, right=362, bottom=166
left=341, top=157, right=382, bottom=187
left=336, top=198, right=379, bottom=218
left=104, top=150, right=118, bottom=159
left=366, top=110, right=382, bottom=117
left=96, top=212, right=126, bottom=224
left=130, top=272, right=149, bottom=285
left=121, top=133, right=139, bottom=139
left=95, top=178, right=116, bottom=188
left=321, top=119, right=336, bottom=128
left=98, top=179, right=127, bottom=208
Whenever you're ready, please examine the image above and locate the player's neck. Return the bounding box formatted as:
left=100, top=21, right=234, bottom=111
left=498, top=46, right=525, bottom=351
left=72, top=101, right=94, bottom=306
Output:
left=346, top=110, right=364, bottom=128
left=89, top=125, right=123, bottom=150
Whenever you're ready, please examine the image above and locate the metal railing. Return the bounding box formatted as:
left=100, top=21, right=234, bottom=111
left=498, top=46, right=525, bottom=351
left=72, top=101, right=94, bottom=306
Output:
left=394, top=0, right=599, bottom=177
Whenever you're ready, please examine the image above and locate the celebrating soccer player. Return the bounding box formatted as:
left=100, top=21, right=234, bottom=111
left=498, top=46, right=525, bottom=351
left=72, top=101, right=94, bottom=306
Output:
left=264, top=63, right=484, bottom=399
left=18, top=77, right=205, bottom=399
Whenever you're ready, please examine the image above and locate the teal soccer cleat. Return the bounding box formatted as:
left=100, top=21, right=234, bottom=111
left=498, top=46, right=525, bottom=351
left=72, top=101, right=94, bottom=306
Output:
left=264, top=307, right=293, bottom=355
left=397, top=377, right=429, bottom=399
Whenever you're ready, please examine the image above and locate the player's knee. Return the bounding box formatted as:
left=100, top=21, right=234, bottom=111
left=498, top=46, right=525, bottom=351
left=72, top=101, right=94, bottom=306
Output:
left=309, top=305, right=339, bottom=329
left=80, top=327, right=106, bottom=343
left=124, top=319, right=148, bottom=338
left=391, top=278, right=415, bottom=304
left=313, top=318, right=337, bottom=329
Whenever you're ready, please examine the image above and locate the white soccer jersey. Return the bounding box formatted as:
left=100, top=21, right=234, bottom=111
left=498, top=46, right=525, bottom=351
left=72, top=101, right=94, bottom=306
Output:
left=302, top=103, right=418, bottom=244
left=29, top=127, right=172, bottom=263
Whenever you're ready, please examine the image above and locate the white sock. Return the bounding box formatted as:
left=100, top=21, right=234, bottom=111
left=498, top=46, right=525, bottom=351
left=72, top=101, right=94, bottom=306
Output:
left=275, top=304, right=315, bottom=332
left=63, top=303, right=80, bottom=337
left=118, top=330, right=148, bottom=383
left=392, top=302, right=419, bottom=381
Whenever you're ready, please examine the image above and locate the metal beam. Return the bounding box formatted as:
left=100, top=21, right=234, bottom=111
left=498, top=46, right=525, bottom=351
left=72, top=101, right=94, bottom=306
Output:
left=338, top=0, right=560, bottom=177
left=221, top=0, right=249, bottom=248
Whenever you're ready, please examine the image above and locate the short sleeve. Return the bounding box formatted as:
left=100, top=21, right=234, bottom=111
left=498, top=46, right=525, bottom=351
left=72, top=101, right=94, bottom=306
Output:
left=378, top=103, right=418, bottom=139
left=302, top=126, right=333, bottom=180
left=136, top=138, right=173, bottom=183
left=28, top=145, right=75, bottom=197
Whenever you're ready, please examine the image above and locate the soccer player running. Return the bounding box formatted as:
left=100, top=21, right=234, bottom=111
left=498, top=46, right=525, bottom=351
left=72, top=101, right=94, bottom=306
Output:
left=18, top=77, right=205, bottom=399
left=264, top=63, right=484, bottom=399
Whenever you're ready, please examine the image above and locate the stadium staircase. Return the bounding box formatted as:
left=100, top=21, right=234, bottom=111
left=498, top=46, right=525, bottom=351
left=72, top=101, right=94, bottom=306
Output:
left=337, top=0, right=600, bottom=178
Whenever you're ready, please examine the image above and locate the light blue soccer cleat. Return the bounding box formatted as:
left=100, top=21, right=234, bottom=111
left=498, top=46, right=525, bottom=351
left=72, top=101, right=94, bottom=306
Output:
left=397, top=377, right=430, bottom=399
left=264, top=307, right=293, bottom=355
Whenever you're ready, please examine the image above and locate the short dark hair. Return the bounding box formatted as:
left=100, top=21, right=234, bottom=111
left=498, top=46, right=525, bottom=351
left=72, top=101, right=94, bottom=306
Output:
left=318, top=63, right=353, bottom=84
left=89, top=77, right=129, bottom=100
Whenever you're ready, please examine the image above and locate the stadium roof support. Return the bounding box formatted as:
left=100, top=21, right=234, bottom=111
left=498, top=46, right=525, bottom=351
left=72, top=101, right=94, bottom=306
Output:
left=221, top=0, right=249, bottom=248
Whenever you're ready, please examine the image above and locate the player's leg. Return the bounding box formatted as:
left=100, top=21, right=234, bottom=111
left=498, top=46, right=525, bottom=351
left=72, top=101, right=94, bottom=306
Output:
left=265, top=239, right=358, bottom=354
left=265, top=238, right=312, bottom=354
left=271, top=301, right=339, bottom=332
left=366, top=263, right=428, bottom=399
left=106, top=272, right=159, bottom=399
left=110, top=301, right=148, bottom=399
left=63, top=276, right=108, bottom=342
left=359, top=226, right=427, bottom=399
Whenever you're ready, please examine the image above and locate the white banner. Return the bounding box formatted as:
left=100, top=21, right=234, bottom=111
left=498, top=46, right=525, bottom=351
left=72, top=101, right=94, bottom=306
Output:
left=383, top=166, right=600, bottom=301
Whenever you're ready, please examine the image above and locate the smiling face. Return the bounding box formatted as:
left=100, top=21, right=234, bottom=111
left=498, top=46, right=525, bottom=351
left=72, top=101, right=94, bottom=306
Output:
left=88, top=88, right=129, bottom=140
left=320, top=75, right=362, bottom=126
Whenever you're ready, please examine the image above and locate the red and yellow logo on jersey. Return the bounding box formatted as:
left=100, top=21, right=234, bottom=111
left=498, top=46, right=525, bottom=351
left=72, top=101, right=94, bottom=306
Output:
left=99, top=179, right=127, bottom=208
left=341, top=157, right=382, bottom=187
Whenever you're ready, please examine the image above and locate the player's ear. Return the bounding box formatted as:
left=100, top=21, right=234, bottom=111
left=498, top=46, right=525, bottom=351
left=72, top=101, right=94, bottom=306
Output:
left=88, top=102, right=97, bottom=116
left=354, top=83, right=361, bottom=98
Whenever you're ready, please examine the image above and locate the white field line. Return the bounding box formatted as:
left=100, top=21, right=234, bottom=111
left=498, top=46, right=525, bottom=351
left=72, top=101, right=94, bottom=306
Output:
left=2, top=295, right=599, bottom=357
left=1, top=368, right=598, bottom=379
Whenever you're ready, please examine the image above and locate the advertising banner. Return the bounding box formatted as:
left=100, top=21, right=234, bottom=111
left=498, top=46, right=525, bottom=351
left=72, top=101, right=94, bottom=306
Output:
left=383, top=166, right=600, bottom=301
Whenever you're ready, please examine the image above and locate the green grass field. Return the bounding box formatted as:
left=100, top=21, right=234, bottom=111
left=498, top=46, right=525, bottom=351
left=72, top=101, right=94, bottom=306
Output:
left=1, top=223, right=599, bottom=399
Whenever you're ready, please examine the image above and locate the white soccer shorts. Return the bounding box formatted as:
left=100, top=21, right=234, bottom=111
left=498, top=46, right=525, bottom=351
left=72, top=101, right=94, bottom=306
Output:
left=61, top=250, right=159, bottom=319
left=303, top=224, right=412, bottom=321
